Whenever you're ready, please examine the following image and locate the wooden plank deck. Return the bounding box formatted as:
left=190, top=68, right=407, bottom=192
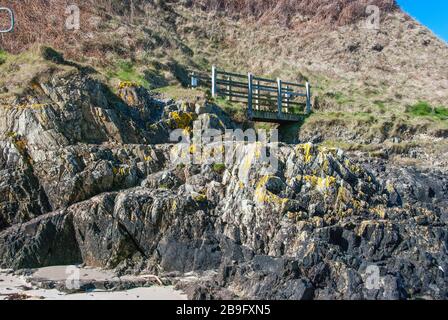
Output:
left=249, top=110, right=304, bottom=123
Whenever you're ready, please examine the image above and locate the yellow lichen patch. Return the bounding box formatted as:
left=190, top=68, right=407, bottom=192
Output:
left=254, top=175, right=289, bottom=208
left=192, top=193, right=207, bottom=202
left=336, top=184, right=350, bottom=208
left=118, top=81, right=138, bottom=89
left=169, top=111, right=196, bottom=131
left=303, top=175, right=319, bottom=186
left=125, top=93, right=135, bottom=105
left=386, top=183, right=395, bottom=193
left=144, top=155, right=152, bottom=162
left=189, top=143, right=199, bottom=155
left=311, top=217, right=324, bottom=228
left=241, top=156, right=253, bottom=172
left=352, top=199, right=362, bottom=210
left=182, top=128, right=190, bottom=136
left=371, top=206, right=387, bottom=219
left=321, top=176, right=337, bottom=189
left=14, top=138, right=27, bottom=154
left=344, top=159, right=362, bottom=174
left=6, top=131, right=17, bottom=138
left=287, top=211, right=296, bottom=220
left=255, top=146, right=262, bottom=159
left=303, top=175, right=337, bottom=192
left=16, top=103, right=46, bottom=110
left=9, top=134, right=33, bottom=165
left=171, top=199, right=178, bottom=212
left=300, top=143, right=313, bottom=164
left=238, top=147, right=257, bottom=185
left=113, top=167, right=130, bottom=176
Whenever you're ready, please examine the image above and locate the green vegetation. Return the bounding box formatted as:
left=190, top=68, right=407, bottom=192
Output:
left=212, top=163, right=226, bottom=174
left=328, top=91, right=355, bottom=105
left=0, top=50, right=7, bottom=65
left=0, top=46, right=76, bottom=99
left=287, top=105, right=306, bottom=115
left=213, top=97, right=247, bottom=123
left=374, top=100, right=386, bottom=114
left=406, top=101, right=448, bottom=120
left=154, top=85, right=204, bottom=102
left=107, top=59, right=150, bottom=89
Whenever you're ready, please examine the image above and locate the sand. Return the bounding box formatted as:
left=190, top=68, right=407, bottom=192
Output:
left=0, top=266, right=188, bottom=300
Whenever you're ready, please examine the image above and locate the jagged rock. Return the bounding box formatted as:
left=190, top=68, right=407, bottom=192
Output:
left=0, top=210, right=81, bottom=269
left=0, top=70, right=447, bottom=300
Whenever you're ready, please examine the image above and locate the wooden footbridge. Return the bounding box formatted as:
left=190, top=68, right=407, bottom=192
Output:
left=190, top=66, right=311, bottom=123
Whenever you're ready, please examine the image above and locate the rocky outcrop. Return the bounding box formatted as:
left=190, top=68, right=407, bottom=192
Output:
left=0, top=210, right=81, bottom=269
left=0, top=70, right=447, bottom=300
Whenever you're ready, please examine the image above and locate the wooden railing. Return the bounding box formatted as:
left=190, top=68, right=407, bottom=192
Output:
left=190, top=66, right=311, bottom=121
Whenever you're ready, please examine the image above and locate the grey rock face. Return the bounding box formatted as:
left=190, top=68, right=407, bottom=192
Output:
left=0, top=210, right=81, bottom=269
left=0, top=71, right=447, bottom=300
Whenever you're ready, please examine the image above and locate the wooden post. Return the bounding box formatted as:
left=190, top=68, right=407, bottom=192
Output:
left=212, top=65, right=217, bottom=98
left=227, top=76, right=232, bottom=102
left=191, top=72, right=198, bottom=88
left=248, top=73, right=254, bottom=118
left=306, top=82, right=311, bottom=114
left=255, top=80, right=260, bottom=110
left=285, top=85, right=290, bottom=113
left=277, top=78, right=282, bottom=115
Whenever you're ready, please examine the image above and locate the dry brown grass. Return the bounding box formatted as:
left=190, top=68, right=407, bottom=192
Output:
left=0, top=0, right=153, bottom=57
left=0, top=0, right=399, bottom=56
left=187, top=0, right=398, bottom=27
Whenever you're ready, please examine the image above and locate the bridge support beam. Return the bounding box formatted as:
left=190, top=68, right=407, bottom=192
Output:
left=212, top=65, right=217, bottom=98
left=306, top=82, right=311, bottom=114
left=277, top=78, right=282, bottom=115
left=248, top=73, right=254, bottom=118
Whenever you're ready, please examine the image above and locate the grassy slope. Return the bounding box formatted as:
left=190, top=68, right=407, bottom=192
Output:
left=0, top=1, right=447, bottom=153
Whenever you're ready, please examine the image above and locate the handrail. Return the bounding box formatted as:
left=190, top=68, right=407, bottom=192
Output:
left=189, top=66, right=312, bottom=118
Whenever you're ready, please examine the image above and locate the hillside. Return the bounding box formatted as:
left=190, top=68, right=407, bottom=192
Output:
left=1, top=1, right=447, bottom=149
left=0, top=0, right=447, bottom=300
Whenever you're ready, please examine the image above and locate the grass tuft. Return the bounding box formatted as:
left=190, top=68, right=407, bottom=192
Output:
left=406, top=101, right=448, bottom=120
left=0, top=50, right=7, bottom=65
left=107, top=59, right=150, bottom=89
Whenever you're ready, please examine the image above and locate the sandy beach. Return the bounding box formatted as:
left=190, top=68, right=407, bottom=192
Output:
left=0, top=266, right=187, bottom=300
